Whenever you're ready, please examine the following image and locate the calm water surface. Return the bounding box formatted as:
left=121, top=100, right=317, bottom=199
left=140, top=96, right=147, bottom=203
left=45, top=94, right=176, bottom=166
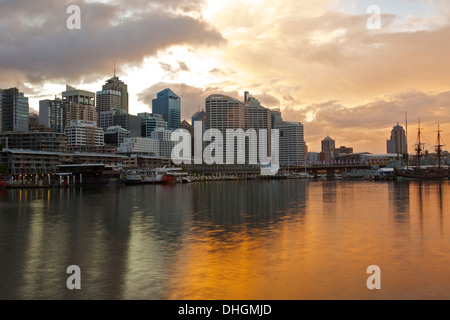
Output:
left=0, top=180, right=449, bottom=299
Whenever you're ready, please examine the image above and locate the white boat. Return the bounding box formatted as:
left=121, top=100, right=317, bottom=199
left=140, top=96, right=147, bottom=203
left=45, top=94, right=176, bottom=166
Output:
left=121, top=171, right=143, bottom=184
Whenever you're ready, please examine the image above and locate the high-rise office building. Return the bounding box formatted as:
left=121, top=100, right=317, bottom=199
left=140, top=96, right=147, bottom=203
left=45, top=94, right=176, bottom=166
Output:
left=270, top=109, right=283, bottom=129
left=0, top=88, right=29, bottom=132
left=96, top=89, right=122, bottom=114
left=139, top=113, right=168, bottom=138
left=321, top=136, right=335, bottom=152
left=205, top=94, right=247, bottom=163
left=320, top=136, right=336, bottom=163
left=99, top=75, right=128, bottom=114
left=39, top=98, right=65, bottom=133
left=191, top=109, right=206, bottom=125
left=113, top=112, right=142, bottom=137
left=152, top=89, right=181, bottom=130
left=98, top=111, right=116, bottom=130
left=62, top=85, right=97, bottom=125
left=387, top=123, right=408, bottom=155
left=244, top=92, right=272, bottom=162
left=62, top=85, right=95, bottom=106
left=278, top=121, right=305, bottom=164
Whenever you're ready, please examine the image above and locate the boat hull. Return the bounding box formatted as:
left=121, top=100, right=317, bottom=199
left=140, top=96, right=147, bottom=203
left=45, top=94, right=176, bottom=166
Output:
left=395, top=168, right=449, bottom=181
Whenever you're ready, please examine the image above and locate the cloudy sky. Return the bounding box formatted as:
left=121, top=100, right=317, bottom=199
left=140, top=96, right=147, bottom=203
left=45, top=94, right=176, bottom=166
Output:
left=1, top=0, right=450, bottom=153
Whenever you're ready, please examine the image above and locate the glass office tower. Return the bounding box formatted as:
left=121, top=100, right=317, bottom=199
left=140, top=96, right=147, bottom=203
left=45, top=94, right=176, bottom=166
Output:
left=0, top=88, right=29, bottom=132
left=152, top=89, right=181, bottom=130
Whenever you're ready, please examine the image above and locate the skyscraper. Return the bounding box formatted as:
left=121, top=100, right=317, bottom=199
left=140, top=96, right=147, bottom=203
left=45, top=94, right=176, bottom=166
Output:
left=191, top=109, right=206, bottom=125
left=63, top=85, right=95, bottom=106
left=387, top=123, right=408, bottom=155
left=0, top=87, right=29, bottom=132
left=244, top=92, right=272, bottom=161
left=205, top=94, right=246, bottom=162
left=270, top=109, right=283, bottom=129
left=96, top=89, right=122, bottom=114
left=321, top=136, right=335, bottom=152
left=152, top=89, right=181, bottom=130
left=278, top=121, right=305, bottom=164
left=39, top=98, right=65, bottom=132
left=99, top=75, right=129, bottom=114
left=62, top=85, right=97, bottom=125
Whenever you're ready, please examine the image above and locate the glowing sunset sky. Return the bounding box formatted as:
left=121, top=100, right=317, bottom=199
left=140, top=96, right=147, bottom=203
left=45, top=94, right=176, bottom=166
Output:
left=1, top=0, right=450, bottom=153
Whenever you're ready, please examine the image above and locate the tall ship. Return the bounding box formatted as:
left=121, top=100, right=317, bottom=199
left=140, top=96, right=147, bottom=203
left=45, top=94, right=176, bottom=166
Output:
left=395, top=122, right=449, bottom=180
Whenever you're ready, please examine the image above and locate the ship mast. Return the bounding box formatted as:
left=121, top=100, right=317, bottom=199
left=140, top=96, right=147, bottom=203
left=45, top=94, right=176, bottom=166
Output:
left=436, top=124, right=444, bottom=170
left=416, top=119, right=423, bottom=170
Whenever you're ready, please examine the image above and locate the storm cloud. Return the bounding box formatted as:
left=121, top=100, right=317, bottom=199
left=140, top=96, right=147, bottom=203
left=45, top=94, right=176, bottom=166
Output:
left=0, top=0, right=223, bottom=84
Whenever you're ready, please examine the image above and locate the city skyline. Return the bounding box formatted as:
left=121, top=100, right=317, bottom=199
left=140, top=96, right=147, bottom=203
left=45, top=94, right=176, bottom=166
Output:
left=1, top=0, right=450, bottom=153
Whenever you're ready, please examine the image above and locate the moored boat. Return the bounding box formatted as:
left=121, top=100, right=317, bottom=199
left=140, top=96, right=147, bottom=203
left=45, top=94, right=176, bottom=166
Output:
left=0, top=176, right=7, bottom=189
left=395, top=122, right=448, bottom=181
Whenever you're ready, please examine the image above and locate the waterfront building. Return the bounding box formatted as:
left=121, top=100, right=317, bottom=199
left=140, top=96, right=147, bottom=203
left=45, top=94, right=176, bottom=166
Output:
left=1, top=148, right=62, bottom=175
left=386, top=123, right=408, bottom=155
left=308, top=152, right=320, bottom=162
left=98, top=75, right=128, bottom=114
left=117, top=137, right=160, bottom=156
left=152, top=88, right=181, bottom=130
left=104, top=126, right=131, bottom=147
left=0, top=132, right=67, bottom=152
left=139, top=113, right=167, bottom=138
left=64, top=120, right=104, bottom=150
left=277, top=121, right=305, bottom=164
left=0, top=87, right=29, bottom=132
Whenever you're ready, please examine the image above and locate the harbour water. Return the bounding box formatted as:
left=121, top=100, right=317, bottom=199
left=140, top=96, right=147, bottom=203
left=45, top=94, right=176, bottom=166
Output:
left=0, top=180, right=449, bottom=300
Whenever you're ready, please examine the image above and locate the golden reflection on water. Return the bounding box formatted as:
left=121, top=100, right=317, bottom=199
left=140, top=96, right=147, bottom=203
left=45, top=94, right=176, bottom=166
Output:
left=164, top=181, right=450, bottom=300
left=1, top=181, right=450, bottom=299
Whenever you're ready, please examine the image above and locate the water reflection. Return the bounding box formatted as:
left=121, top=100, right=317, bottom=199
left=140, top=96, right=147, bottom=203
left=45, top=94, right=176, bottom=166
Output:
left=389, top=182, right=410, bottom=225
left=0, top=180, right=450, bottom=299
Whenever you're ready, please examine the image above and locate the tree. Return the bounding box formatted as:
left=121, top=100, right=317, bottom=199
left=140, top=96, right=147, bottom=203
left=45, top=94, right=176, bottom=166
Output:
left=0, top=163, right=8, bottom=175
